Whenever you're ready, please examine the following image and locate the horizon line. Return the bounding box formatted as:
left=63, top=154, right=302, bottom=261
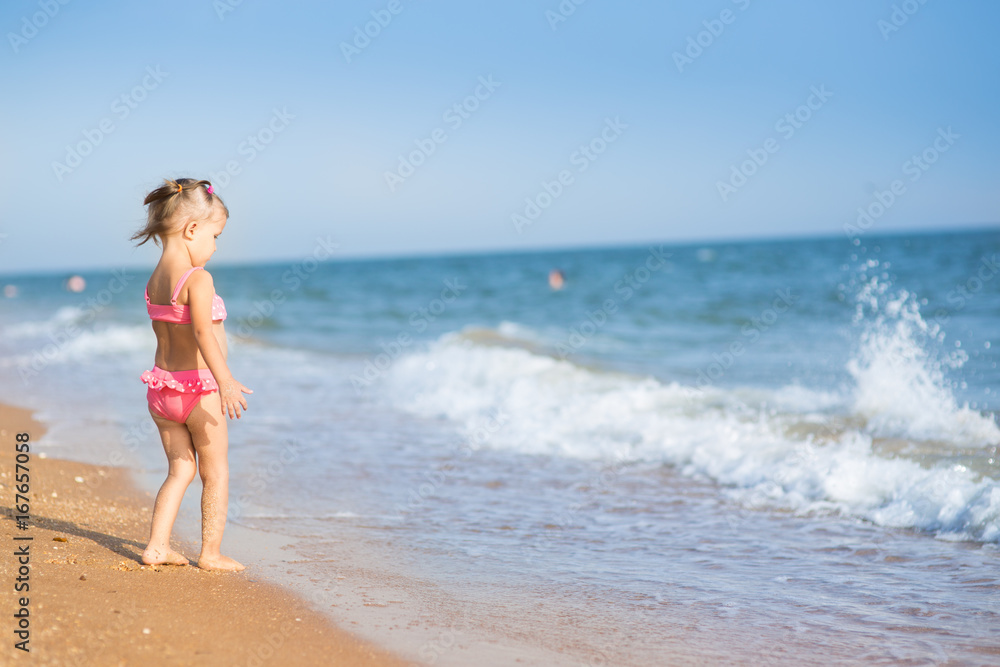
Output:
left=1, top=221, right=996, bottom=280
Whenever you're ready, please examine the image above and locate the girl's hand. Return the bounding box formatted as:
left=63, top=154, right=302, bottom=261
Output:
left=219, top=378, right=253, bottom=419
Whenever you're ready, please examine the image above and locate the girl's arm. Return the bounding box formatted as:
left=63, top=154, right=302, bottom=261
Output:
left=188, top=270, right=252, bottom=419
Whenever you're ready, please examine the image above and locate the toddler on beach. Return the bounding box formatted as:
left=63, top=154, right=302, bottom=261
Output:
left=132, top=178, right=252, bottom=571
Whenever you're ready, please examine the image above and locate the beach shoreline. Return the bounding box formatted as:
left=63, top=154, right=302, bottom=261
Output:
left=132, top=450, right=614, bottom=667
left=0, top=402, right=413, bottom=666
left=0, top=400, right=601, bottom=666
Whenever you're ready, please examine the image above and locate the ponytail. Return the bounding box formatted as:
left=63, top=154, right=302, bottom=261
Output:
left=131, top=178, right=228, bottom=246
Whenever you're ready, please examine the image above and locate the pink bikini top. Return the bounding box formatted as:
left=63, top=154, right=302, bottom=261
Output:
left=145, top=267, right=227, bottom=324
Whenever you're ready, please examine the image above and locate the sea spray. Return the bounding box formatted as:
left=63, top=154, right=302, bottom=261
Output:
left=846, top=261, right=999, bottom=445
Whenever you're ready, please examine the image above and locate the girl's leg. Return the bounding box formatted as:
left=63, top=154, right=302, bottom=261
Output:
left=142, top=409, right=197, bottom=565
left=186, top=391, right=244, bottom=571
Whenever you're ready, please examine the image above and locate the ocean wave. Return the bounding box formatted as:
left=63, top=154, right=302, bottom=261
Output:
left=2, top=306, right=90, bottom=339
left=385, top=326, right=1000, bottom=542
left=0, top=324, right=152, bottom=369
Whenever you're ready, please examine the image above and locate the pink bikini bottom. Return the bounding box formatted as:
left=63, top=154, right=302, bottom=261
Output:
left=140, top=365, right=219, bottom=423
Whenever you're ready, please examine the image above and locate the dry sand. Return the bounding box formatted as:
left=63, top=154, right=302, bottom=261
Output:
left=0, top=402, right=414, bottom=666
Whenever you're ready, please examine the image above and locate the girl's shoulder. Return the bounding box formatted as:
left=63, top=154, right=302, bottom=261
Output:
left=181, top=267, right=216, bottom=301
left=185, top=266, right=214, bottom=284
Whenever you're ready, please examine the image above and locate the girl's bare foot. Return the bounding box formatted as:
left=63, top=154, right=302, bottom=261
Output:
left=142, top=546, right=190, bottom=566
left=197, top=554, right=245, bottom=572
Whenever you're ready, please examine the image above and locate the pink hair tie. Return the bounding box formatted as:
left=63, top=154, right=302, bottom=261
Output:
left=206, top=184, right=214, bottom=195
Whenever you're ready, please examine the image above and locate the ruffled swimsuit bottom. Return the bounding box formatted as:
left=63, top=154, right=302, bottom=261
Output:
left=141, top=366, right=218, bottom=423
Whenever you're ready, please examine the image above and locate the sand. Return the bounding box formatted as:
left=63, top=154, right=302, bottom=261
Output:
left=0, top=402, right=413, bottom=666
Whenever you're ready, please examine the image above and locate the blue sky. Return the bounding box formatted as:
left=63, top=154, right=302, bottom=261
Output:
left=0, top=0, right=997, bottom=273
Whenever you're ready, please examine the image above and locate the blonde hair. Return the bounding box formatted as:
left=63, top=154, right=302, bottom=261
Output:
left=131, top=178, right=229, bottom=247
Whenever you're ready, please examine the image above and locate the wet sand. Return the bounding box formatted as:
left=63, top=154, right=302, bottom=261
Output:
left=0, top=402, right=413, bottom=666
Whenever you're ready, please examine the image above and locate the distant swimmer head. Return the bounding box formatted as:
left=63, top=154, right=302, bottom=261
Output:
left=66, top=275, right=86, bottom=292
left=549, top=269, right=565, bottom=290
left=132, top=178, right=229, bottom=264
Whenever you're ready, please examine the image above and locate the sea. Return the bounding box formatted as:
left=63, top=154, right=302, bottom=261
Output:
left=1, top=228, right=998, bottom=665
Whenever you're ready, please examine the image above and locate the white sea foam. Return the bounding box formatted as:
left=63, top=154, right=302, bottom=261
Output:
left=2, top=306, right=89, bottom=339
left=386, top=326, right=1000, bottom=542
left=0, top=324, right=151, bottom=368
left=848, top=272, right=999, bottom=445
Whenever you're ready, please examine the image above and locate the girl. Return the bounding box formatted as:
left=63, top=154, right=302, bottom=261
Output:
left=132, top=178, right=252, bottom=572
